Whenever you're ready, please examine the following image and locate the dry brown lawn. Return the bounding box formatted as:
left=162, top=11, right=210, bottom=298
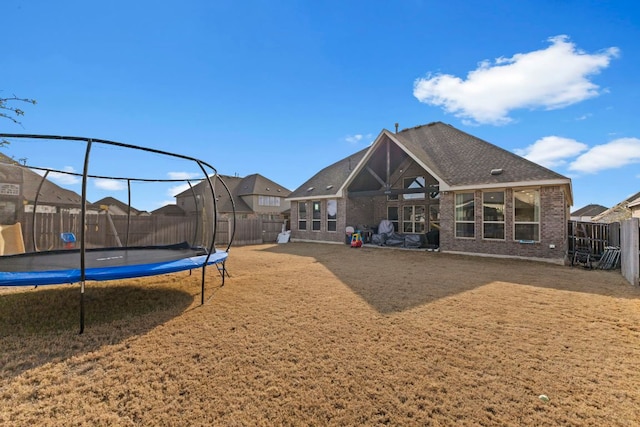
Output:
left=1, top=242, right=640, bottom=426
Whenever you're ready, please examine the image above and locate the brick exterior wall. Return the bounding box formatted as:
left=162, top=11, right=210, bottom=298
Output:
left=291, top=185, right=568, bottom=263
left=439, top=187, right=568, bottom=262
left=290, top=199, right=348, bottom=244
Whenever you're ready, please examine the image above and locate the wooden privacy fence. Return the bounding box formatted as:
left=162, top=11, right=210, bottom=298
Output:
left=568, top=220, right=616, bottom=260
left=20, top=212, right=285, bottom=251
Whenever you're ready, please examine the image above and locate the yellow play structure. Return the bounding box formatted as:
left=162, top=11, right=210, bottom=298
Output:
left=0, top=222, right=26, bottom=256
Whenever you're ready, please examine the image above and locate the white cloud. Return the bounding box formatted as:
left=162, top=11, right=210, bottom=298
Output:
left=168, top=183, right=192, bottom=197
left=94, top=178, right=126, bottom=191
left=345, top=134, right=363, bottom=144
left=413, top=35, right=619, bottom=125
left=345, top=133, right=374, bottom=145
left=35, top=166, right=81, bottom=185
left=515, top=136, right=588, bottom=168
left=569, top=138, right=640, bottom=173
left=167, top=171, right=202, bottom=180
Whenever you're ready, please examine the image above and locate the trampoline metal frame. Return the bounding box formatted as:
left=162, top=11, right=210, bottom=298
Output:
left=0, top=133, right=236, bottom=333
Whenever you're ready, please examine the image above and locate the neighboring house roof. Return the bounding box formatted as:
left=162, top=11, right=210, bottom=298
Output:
left=591, top=191, right=640, bottom=223
left=0, top=155, right=84, bottom=207
left=235, top=173, right=290, bottom=197
left=571, top=204, right=608, bottom=218
left=176, top=173, right=291, bottom=214
left=288, top=122, right=572, bottom=202
left=93, top=196, right=144, bottom=215
left=151, top=204, right=185, bottom=216
left=628, top=196, right=640, bottom=209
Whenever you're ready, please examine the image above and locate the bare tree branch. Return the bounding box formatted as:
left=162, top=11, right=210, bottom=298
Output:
left=1, top=93, right=38, bottom=146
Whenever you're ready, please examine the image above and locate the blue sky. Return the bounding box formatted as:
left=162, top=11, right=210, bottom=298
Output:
left=2, top=0, right=639, bottom=212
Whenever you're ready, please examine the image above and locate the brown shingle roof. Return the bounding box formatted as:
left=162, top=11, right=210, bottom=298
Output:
left=288, top=148, right=368, bottom=199
left=571, top=204, right=608, bottom=217
left=0, top=160, right=83, bottom=206
left=289, top=122, right=571, bottom=200
left=392, top=122, right=568, bottom=187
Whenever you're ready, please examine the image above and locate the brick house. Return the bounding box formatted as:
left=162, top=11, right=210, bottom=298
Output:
left=175, top=173, right=291, bottom=221
left=286, top=122, right=573, bottom=264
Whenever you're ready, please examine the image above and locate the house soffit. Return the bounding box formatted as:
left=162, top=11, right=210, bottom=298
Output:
left=339, top=130, right=446, bottom=196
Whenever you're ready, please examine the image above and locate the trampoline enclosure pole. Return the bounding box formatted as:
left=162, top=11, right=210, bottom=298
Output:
left=79, top=139, right=92, bottom=334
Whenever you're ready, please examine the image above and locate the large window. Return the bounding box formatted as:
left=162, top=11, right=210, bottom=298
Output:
left=514, top=189, right=540, bottom=241
left=258, top=195, right=281, bottom=207
left=298, top=202, right=307, bottom=230
left=403, top=176, right=426, bottom=200
left=387, top=206, right=399, bottom=233
left=312, top=201, right=321, bottom=231
left=483, top=191, right=505, bottom=239
left=403, top=205, right=426, bottom=233
left=455, top=193, right=475, bottom=238
left=327, top=199, right=337, bottom=232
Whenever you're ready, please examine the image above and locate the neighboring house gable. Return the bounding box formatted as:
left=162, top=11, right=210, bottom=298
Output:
left=570, top=204, right=608, bottom=222
left=93, top=196, right=146, bottom=216
left=174, top=173, right=291, bottom=219
left=591, top=191, right=640, bottom=223
left=628, top=196, right=640, bottom=219
left=288, top=122, right=573, bottom=264
left=151, top=204, right=186, bottom=216
left=0, top=154, right=94, bottom=224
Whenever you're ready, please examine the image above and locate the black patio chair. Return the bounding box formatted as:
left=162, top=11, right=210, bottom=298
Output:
left=572, top=246, right=593, bottom=269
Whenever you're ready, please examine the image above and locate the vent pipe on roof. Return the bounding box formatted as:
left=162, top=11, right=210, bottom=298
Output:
left=395, top=123, right=399, bottom=133
left=490, top=168, right=503, bottom=175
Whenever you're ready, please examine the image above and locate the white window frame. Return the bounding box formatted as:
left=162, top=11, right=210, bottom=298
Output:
left=298, top=202, right=307, bottom=230
left=482, top=191, right=505, bottom=240
left=327, top=199, right=337, bottom=232
left=312, top=200, right=321, bottom=231
left=258, top=195, right=281, bottom=207
left=513, top=188, right=540, bottom=242
left=402, top=205, right=426, bottom=234
left=455, top=192, right=475, bottom=238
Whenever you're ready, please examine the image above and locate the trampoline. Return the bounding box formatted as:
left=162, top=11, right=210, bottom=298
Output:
left=0, top=133, right=236, bottom=333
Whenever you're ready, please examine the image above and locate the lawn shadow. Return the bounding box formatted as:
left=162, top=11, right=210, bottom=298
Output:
left=0, top=283, right=194, bottom=380
left=260, top=242, right=640, bottom=314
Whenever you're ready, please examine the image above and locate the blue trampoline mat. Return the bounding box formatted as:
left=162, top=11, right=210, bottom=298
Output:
left=0, top=243, right=228, bottom=287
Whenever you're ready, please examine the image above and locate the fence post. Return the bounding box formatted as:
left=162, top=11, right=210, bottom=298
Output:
left=620, top=218, right=639, bottom=286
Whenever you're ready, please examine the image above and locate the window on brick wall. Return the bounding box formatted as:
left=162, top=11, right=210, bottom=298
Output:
left=327, top=199, right=337, bottom=232
left=514, top=189, right=540, bottom=241
left=483, top=191, right=505, bottom=240
left=298, top=202, right=307, bottom=230
left=258, top=195, right=281, bottom=206
left=403, top=176, right=426, bottom=200
left=455, top=192, right=475, bottom=238
left=312, top=200, right=321, bottom=231
left=403, top=205, right=426, bottom=233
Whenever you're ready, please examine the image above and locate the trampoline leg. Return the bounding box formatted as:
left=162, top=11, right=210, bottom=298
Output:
left=218, top=261, right=230, bottom=286
left=79, top=281, right=85, bottom=334
left=201, top=266, right=206, bottom=305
